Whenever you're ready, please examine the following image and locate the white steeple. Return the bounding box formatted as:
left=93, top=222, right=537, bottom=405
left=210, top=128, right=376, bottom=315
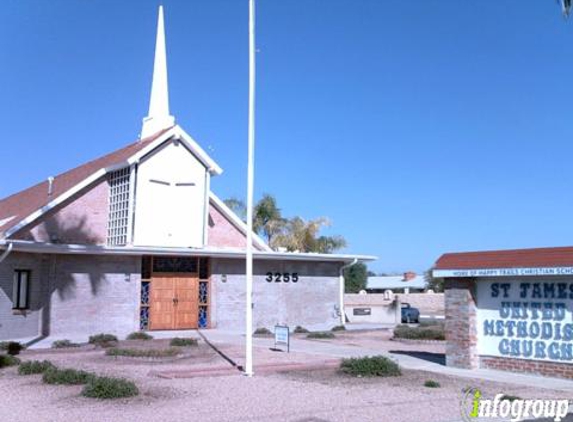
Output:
left=141, top=5, right=175, bottom=139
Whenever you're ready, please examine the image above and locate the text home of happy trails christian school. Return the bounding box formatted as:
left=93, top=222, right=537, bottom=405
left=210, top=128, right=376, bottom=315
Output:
left=0, top=7, right=374, bottom=343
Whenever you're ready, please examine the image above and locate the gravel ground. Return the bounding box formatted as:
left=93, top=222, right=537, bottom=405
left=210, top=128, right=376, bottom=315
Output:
left=0, top=336, right=568, bottom=422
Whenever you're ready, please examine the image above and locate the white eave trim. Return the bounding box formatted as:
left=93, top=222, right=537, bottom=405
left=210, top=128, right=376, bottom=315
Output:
left=209, top=192, right=272, bottom=252
left=2, top=240, right=377, bottom=263
left=129, top=125, right=223, bottom=176
left=433, top=267, right=573, bottom=278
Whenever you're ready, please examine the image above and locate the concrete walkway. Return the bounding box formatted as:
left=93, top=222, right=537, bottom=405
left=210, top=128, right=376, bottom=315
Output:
left=200, top=329, right=573, bottom=392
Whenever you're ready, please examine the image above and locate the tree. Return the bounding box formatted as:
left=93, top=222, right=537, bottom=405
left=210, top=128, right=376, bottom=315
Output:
left=424, top=268, right=444, bottom=292
left=223, top=194, right=347, bottom=254
left=271, top=216, right=347, bottom=253
left=223, top=197, right=246, bottom=221
left=344, top=262, right=368, bottom=293
left=253, top=194, right=286, bottom=246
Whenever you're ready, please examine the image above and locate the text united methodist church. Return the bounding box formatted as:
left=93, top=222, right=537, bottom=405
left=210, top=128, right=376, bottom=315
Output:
left=0, top=8, right=374, bottom=343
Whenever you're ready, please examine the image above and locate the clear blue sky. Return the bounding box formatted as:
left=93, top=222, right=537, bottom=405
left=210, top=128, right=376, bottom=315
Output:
left=1, top=1, right=572, bottom=274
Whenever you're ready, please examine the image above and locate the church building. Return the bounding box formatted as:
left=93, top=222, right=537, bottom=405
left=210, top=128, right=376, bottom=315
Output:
left=0, top=7, right=373, bottom=343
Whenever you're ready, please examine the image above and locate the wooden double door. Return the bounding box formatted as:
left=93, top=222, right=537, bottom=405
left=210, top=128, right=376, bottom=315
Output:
left=149, top=274, right=199, bottom=330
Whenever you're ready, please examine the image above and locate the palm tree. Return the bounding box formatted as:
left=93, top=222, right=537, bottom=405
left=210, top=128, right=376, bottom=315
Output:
left=253, top=194, right=286, bottom=245
left=223, top=194, right=347, bottom=253
left=272, top=217, right=347, bottom=253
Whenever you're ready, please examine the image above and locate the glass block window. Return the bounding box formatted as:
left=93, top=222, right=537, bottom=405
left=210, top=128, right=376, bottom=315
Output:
left=107, top=167, right=131, bottom=246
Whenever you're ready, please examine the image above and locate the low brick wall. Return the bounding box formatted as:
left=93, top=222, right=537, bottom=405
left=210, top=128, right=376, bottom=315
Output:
left=481, top=356, right=573, bottom=379
left=396, top=293, right=444, bottom=317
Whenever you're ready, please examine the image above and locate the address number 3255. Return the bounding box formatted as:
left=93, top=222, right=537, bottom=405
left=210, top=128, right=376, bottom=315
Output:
left=266, top=272, right=299, bottom=283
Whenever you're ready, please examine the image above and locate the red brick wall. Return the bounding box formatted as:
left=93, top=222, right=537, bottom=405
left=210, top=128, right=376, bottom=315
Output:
left=13, top=177, right=109, bottom=245
left=444, top=278, right=479, bottom=369
left=481, top=356, right=573, bottom=379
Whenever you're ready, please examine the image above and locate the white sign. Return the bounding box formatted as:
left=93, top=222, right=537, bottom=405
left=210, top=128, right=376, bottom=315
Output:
left=274, top=325, right=290, bottom=352
left=476, top=279, right=573, bottom=363
left=434, top=267, right=573, bottom=278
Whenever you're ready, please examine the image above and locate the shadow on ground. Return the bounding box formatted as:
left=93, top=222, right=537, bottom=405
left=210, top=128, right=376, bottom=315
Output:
left=389, top=350, right=446, bottom=365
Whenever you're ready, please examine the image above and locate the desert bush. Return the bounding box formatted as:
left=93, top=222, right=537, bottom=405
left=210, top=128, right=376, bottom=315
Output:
left=126, top=332, right=153, bottom=341
left=52, top=340, right=81, bottom=349
left=424, top=379, right=441, bottom=388
left=293, top=326, right=309, bottom=334
left=105, top=347, right=181, bottom=358
left=0, top=354, right=20, bottom=368
left=418, top=320, right=445, bottom=329
left=2, top=342, right=24, bottom=355
left=331, top=325, right=346, bottom=332
left=307, top=332, right=335, bottom=339
left=81, top=376, right=139, bottom=399
left=170, top=337, right=198, bottom=347
left=393, top=325, right=445, bottom=341
left=42, top=368, right=95, bottom=385
left=253, top=328, right=272, bottom=336
left=18, top=360, right=56, bottom=375
left=88, top=333, right=118, bottom=348
left=340, top=356, right=401, bottom=377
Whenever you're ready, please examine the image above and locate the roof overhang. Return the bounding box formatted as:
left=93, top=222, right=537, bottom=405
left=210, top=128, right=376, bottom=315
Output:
left=433, top=267, right=573, bottom=278
left=0, top=240, right=377, bottom=264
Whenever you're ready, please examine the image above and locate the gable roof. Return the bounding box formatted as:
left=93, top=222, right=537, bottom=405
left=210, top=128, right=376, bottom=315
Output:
left=434, top=246, right=573, bottom=270
left=0, top=125, right=223, bottom=240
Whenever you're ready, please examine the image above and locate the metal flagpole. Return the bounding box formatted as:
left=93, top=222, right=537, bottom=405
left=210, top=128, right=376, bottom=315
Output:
left=245, top=0, right=256, bottom=377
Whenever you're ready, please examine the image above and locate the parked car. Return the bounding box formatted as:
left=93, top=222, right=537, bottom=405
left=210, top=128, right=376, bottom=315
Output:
left=401, top=302, right=420, bottom=323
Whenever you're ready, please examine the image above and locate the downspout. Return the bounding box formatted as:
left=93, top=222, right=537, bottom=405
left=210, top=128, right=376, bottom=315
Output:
left=0, top=242, right=14, bottom=264
left=339, top=258, right=358, bottom=325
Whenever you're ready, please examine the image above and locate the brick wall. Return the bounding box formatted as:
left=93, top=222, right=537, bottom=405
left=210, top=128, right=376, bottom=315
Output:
left=212, top=258, right=342, bottom=332
left=444, top=278, right=478, bottom=369
left=13, top=177, right=109, bottom=245
left=396, top=293, right=444, bottom=316
left=0, top=252, right=47, bottom=340
left=481, top=356, right=573, bottom=379
left=0, top=252, right=140, bottom=342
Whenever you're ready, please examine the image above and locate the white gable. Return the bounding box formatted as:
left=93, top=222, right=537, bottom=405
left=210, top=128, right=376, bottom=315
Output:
left=133, top=139, right=208, bottom=248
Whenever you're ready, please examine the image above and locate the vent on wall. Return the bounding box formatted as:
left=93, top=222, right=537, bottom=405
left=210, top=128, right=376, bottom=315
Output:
left=107, top=167, right=131, bottom=246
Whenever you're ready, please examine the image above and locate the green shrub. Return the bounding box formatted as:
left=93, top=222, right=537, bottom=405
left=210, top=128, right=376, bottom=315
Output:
left=126, top=332, right=153, bottom=341
left=88, top=333, right=118, bottom=347
left=393, top=325, right=445, bottom=341
left=424, top=379, right=441, bottom=388
left=418, top=320, right=445, bottom=329
left=253, top=328, right=272, bottom=336
left=52, top=340, right=81, bottom=349
left=340, top=356, right=402, bottom=377
left=307, top=332, right=335, bottom=339
left=169, top=337, right=198, bottom=347
left=18, top=360, right=56, bottom=375
left=82, top=376, right=139, bottom=399
left=293, top=326, right=309, bottom=334
left=0, top=354, right=20, bottom=368
left=42, top=367, right=95, bottom=385
left=4, top=342, right=24, bottom=355
left=105, top=347, right=181, bottom=358
left=331, top=325, right=346, bottom=332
